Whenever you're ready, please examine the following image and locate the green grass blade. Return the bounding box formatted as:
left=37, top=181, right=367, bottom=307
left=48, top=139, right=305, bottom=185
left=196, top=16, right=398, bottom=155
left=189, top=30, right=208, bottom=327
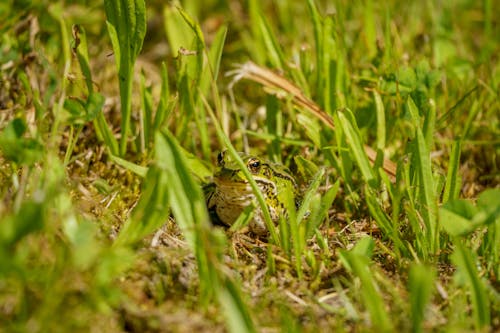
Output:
left=337, top=110, right=376, bottom=184
left=177, top=6, right=204, bottom=82
left=265, top=95, right=282, bottom=162
left=139, top=72, right=153, bottom=152
left=72, top=26, right=118, bottom=153
left=154, top=130, right=217, bottom=302
left=440, top=189, right=500, bottom=237
left=304, top=179, right=339, bottom=240
left=218, top=278, right=257, bottom=333
left=114, top=164, right=169, bottom=246
left=423, top=99, right=436, bottom=151
left=406, top=95, right=421, bottom=129
left=95, top=111, right=119, bottom=155
left=200, top=25, right=227, bottom=96
left=163, top=5, right=194, bottom=58
left=373, top=91, right=386, bottom=150
left=415, top=128, right=438, bottom=255
left=322, top=16, right=334, bottom=113
left=340, top=238, right=392, bottom=332
left=104, top=0, right=146, bottom=156
left=72, top=25, right=93, bottom=93
left=477, top=189, right=500, bottom=278
left=154, top=131, right=210, bottom=244
left=452, top=243, right=491, bottom=330
left=442, top=139, right=462, bottom=204
left=257, top=12, right=285, bottom=69
left=176, top=7, right=211, bottom=158
left=365, top=187, right=405, bottom=255
left=362, top=0, right=377, bottom=59
left=306, top=0, right=324, bottom=102
left=153, top=62, right=172, bottom=131
left=296, top=168, right=325, bottom=223
left=67, top=25, right=118, bottom=153
left=408, top=264, right=435, bottom=333
left=109, top=154, right=148, bottom=178
left=283, top=178, right=302, bottom=278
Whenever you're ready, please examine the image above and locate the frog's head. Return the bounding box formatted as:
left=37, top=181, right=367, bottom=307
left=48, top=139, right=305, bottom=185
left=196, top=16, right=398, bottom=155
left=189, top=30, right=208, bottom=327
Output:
left=214, top=151, right=272, bottom=186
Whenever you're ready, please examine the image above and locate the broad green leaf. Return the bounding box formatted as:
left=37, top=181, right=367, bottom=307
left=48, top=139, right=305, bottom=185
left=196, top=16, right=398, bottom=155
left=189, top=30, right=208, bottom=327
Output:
left=440, top=189, right=500, bottom=236
left=163, top=5, right=195, bottom=58
left=0, top=118, right=43, bottom=165
left=0, top=200, right=44, bottom=249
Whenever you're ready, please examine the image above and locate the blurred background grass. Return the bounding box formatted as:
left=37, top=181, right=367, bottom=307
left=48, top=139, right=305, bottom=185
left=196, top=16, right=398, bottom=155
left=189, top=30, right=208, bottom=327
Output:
left=0, top=0, right=498, bottom=332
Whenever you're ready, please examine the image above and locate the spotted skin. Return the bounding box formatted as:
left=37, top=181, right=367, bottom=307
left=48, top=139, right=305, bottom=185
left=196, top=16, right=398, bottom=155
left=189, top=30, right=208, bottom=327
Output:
left=206, top=152, right=297, bottom=235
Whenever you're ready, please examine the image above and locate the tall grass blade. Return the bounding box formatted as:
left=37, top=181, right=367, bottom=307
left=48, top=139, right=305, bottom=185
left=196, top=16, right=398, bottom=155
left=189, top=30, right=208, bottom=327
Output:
left=408, top=264, right=435, bottom=333
left=362, top=0, right=377, bottom=59
left=452, top=243, right=491, bottom=330
left=138, top=72, right=153, bottom=152
left=423, top=99, right=436, bottom=151
left=247, top=0, right=266, bottom=64
left=200, top=25, right=227, bottom=96
left=407, top=96, right=439, bottom=255
left=442, top=139, right=462, bottom=204
left=306, top=0, right=324, bottom=101
left=340, top=238, right=392, bottom=332
left=304, top=179, right=339, bottom=240
left=365, top=187, right=406, bottom=256
left=176, top=7, right=212, bottom=157
left=415, top=128, right=438, bottom=255
left=104, top=0, right=146, bottom=156
left=218, top=278, right=257, bottom=333
left=373, top=91, right=386, bottom=150
left=73, top=26, right=117, bottom=155
left=114, top=163, right=169, bottom=246
left=256, top=13, right=285, bottom=69
left=153, top=62, right=173, bottom=132
left=337, top=110, right=376, bottom=184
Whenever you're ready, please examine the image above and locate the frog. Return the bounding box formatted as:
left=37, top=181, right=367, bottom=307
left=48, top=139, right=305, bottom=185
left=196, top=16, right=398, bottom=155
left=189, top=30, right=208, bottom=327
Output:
left=205, top=151, right=297, bottom=235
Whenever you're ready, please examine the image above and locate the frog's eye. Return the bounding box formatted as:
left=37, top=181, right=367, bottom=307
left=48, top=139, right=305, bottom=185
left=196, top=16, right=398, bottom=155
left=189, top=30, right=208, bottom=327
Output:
left=247, top=158, right=261, bottom=173
left=217, top=150, right=226, bottom=166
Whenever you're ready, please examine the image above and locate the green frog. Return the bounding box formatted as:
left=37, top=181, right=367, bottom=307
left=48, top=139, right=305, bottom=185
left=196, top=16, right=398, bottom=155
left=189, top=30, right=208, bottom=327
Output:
left=205, top=151, right=297, bottom=235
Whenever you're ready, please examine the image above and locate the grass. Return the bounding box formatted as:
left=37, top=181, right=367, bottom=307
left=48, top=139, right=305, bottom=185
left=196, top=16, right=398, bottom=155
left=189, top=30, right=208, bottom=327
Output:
left=0, top=0, right=499, bottom=332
